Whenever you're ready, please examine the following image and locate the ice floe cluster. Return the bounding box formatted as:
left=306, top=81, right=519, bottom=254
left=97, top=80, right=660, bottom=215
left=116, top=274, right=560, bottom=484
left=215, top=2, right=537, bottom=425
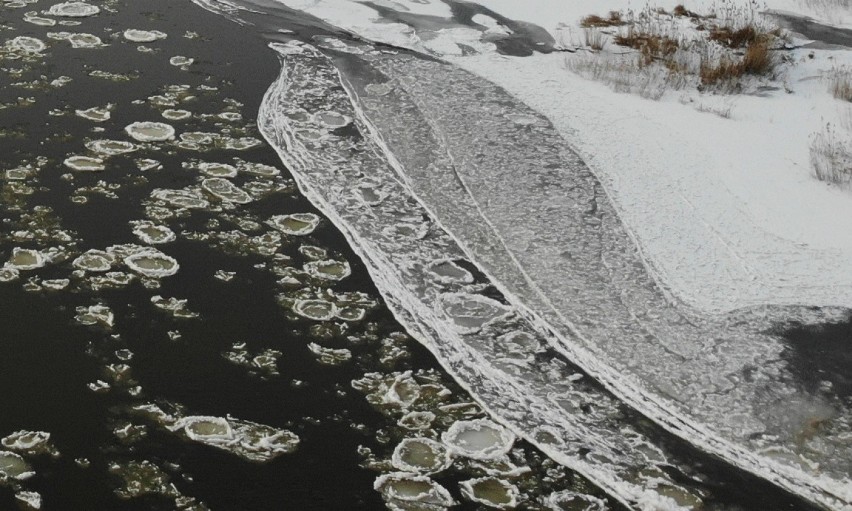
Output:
left=131, top=403, right=299, bottom=462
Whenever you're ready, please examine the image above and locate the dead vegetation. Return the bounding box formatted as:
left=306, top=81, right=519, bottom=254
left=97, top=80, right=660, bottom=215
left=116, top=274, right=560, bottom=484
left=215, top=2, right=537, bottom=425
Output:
left=673, top=4, right=702, bottom=18
left=699, top=42, right=774, bottom=84
left=566, top=2, right=785, bottom=98
left=583, top=28, right=607, bottom=51
left=614, top=28, right=680, bottom=65
left=708, top=25, right=760, bottom=48
left=830, top=69, right=852, bottom=102
left=580, top=11, right=625, bottom=28
left=809, top=72, right=852, bottom=187
left=565, top=56, right=689, bottom=100
left=810, top=123, right=852, bottom=188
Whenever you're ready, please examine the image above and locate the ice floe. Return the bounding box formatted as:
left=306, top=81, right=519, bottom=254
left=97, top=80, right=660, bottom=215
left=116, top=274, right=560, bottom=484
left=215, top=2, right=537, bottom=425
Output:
left=0, top=451, right=33, bottom=480
left=438, top=293, right=512, bottom=335
left=6, top=36, right=46, bottom=54
left=292, top=299, right=335, bottom=321
left=218, top=111, right=242, bottom=122
left=374, top=473, right=455, bottom=510
left=267, top=213, right=319, bottom=236
left=48, top=32, right=105, bottom=48
left=151, top=296, right=199, bottom=319
left=45, top=2, right=99, bottom=17
left=85, top=139, right=137, bottom=155
left=72, top=250, right=113, bottom=272
left=0, top=267, right=20, bottom=283
left=307, top=342, right=352, bottom=365
left=6, top=248, right=45, bottom=271
left=124, top=249, right=179, bottom=278
left=2, top=431, right=59, bottom=458
left=459, top=477, right=519, bottom=509
left=124, top=121, right=175, bottom=142
left=197, top=162, right=237, bottom=178
left=14, top=491, right=42, bottom=510
left=442, top=419, right=515, bottom=461
left=136, top=159, right=161, bottom=171
left=108, top=460, right=178, bottom=499
left=64, top=155, right=104, bottom=171
left=123, top=29, right=167, bottom=43
left=161, top=108, right=192, bottom=121
left=88, top=272, right=135, bottom=291
left=222, top=343, right=282, bottom=378
left=544, top=491, right=607, bottom=511
left=237, top=160, right=280, bottom=177
left=303, top=259, right=350, bottom=281
left=150, top=188, right=209, bottom=209
left=313, top=110, right=351, bottom=128
left=398, top=411, right=435, bottom=431
left=167, top=414, right=299, bottom=462
left=24, top=12, right=56, bottom=26
left=201, top=177, right=253, bottom=204
left=75, top=304, right=114, bottom=328
left=41, top=278, right=70, bottom=291
left=75, top=105, right=111, bottom=122
left=169, top=55, right=194, bottom=67
left=427, top=259, right=473, bottom=285
left=131, top=221, right=176, bottom=244
left=391, top=437, right=451, bottom=474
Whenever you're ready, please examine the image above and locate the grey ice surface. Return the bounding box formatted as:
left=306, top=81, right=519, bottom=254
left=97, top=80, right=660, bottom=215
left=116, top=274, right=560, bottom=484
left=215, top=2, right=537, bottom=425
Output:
left=339, top=50, right=852, bottom=507
left=255, top=38, right=852, bottom=508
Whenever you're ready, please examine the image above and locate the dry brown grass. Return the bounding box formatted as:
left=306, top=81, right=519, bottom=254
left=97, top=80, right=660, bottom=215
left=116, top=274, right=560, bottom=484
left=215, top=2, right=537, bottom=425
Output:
left=708, top=25, right=759, bottom=48
left=614, top=29, right=680, bottom=65
left=673, top=5, right=701, bottom=18
left=708, top=24, right=780, bottom=48
left=583, top=28, right=607, bottom=51
left=699, top=42, right=773, bottom=83
left=810, top=123, right=852, bottom=187
left=565, top=54, right=689, bottom=100
left=831, top=72, right=852, bottom=102
left=743, top=42, right=774, bottom=74
left=571, top=4, right=783, bottom=98
left=699, top=57, right=741, bottom=83
left=580, top=11, right=626, bottom=28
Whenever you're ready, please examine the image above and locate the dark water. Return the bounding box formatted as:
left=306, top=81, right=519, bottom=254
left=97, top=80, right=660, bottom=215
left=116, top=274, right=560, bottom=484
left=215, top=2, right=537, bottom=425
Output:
left=0, top=0, right=618, bottom=509
left=358, top=0, right=556, bottom=56
left=781, top=314, right=852, bottom=403
left=0, top=0, right=843, bottom=509
left=768, top=11, right=852, bottom=48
